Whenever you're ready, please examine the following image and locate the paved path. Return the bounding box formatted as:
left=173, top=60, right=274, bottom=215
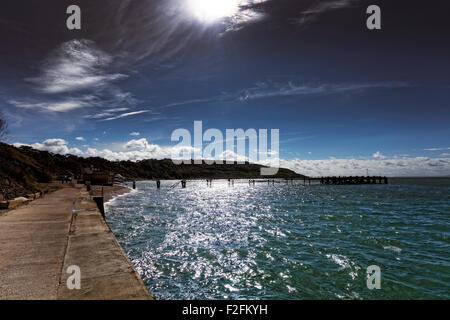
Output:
left=0, top=186, right=152, bottom=300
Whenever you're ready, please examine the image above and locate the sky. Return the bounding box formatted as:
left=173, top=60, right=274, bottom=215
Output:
left=0, top=0, right=449, bottom=176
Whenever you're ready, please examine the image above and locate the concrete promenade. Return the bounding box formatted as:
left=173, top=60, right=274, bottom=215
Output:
left=0, top=185, right=152, bottom=300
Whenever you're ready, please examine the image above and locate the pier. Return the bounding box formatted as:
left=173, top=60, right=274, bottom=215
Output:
left=315, top=176, right=388, bottom=185
left=243, top=176, right=388, bottom=186
left=162, top=176, right=388, bottom=189
left=0, top=185, right=152, bottom=300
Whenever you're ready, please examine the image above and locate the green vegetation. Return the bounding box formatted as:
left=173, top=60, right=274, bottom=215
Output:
left=0, top=142, right=305, bottom=199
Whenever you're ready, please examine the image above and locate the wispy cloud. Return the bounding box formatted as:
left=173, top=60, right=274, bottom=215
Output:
left=292, top=0, right=361, bottom=26
left=27, top=39, right=126, bottom=94
left=83, top=107, right=133, bottom=120
left=8, top=99, right=88, bottom=112
left=152, top=80, right=410, bottom=112
left=239, top=81, right=411, bottom=101
left=222, top=0, right=270, bottom=33
left=102, top=1, right=270, bottom=62
left=222, top=0, right=362, bottom=31
left=424, top=147, right=450, bottom=151
left=102, top=110, right=150, bottom=121
left=160, top=97, right=219, bottom=109
left=105, top=108, right=130, bottom=113
left=8, top=39, right=137, bottom=118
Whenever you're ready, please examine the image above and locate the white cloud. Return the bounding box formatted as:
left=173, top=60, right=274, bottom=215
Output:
left=102, top=110, right=149, bottom=121
left=278, top=157, right=450, bottom=177
left=38, top=138, right=67, bottom=147
left=87, top=112, right=114, bottom=119
left=75, top=137, right=85, bottom=141
left=13, top=137, right=199, bottom=162
left=83, top=144, right=197, bottom=162
left=8, top=40, right=136, bottom=118
left=14, top=139, right=83, bottom=155
left=11, top=139, right=450, bottom=177
left=130, top=132, right=140, bottom=136
left=125, top=138, right=150, bottom=150
left=105, top=108, right=129, bottom=113
left=84, top=108, right=135, bottom=120
left=424, top=147, right=450, bottom=151
left=9, top=99, right=88, bottom=113
left=372, top=151, right=385, bottom=159
left=46, top=101, right=87, bottom=112
left=27, top=39, right=126, bottom=94
left=219, top=149, right=249, bottom=163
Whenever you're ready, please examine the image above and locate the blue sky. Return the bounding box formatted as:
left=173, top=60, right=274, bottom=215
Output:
left=1, top=0, right=449, bottom=176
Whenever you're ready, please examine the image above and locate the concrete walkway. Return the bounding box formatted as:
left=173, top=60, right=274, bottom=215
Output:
left=0, top=186, right=152, bottom=300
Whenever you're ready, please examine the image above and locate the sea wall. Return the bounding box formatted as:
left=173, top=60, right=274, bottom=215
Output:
left=57, top=189, right=153, bottom=299
left=0, top=185, right=152, bottom=300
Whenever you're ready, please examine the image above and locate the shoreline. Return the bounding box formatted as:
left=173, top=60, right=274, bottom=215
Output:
left=88, top=184, right=134, bottom=203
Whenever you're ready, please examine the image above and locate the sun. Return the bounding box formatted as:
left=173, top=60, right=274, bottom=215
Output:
left=188, top=0, right=241, bottom=23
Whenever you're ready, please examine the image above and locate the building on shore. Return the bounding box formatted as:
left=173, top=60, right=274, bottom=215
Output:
left=81, top=167, right=114, bottom=186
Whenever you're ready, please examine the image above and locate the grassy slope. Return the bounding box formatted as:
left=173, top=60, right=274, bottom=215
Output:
left=0, top=143, right=305, bottom=199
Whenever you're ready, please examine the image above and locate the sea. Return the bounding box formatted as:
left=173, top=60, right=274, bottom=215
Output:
left=105, top=177, right=450, bottom=300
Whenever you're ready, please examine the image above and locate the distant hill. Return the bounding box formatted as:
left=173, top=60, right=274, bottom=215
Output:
left=0, top=143, right=305, bottom=200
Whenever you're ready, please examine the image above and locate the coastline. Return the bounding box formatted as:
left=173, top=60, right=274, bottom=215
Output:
left=89, top=184, right=134, bottom=203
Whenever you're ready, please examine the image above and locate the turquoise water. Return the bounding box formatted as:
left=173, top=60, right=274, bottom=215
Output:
left=105, top=178, right=450, bottom=299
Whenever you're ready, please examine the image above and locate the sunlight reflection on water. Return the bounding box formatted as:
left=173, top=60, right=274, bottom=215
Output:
left=106, top=179, right=450, bottom=300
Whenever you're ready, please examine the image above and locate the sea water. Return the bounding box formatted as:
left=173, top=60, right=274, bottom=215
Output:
left=105, top=178, right=450, bottom=299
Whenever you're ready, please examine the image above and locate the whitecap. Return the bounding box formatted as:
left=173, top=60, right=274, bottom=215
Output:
left=326, top=254, right=351, bottom=269
left=384, top=245, right=402, bottom=253
left=286, top=285, right=297, bottom=293
left=224, top=284, right=239, bottom=292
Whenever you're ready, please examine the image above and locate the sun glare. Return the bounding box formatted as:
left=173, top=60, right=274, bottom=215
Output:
left=188, top=0, right=240, bottom=23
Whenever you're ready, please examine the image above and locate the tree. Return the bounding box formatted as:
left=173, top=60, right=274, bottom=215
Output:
left=0, top=112, right=7, bottom=141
